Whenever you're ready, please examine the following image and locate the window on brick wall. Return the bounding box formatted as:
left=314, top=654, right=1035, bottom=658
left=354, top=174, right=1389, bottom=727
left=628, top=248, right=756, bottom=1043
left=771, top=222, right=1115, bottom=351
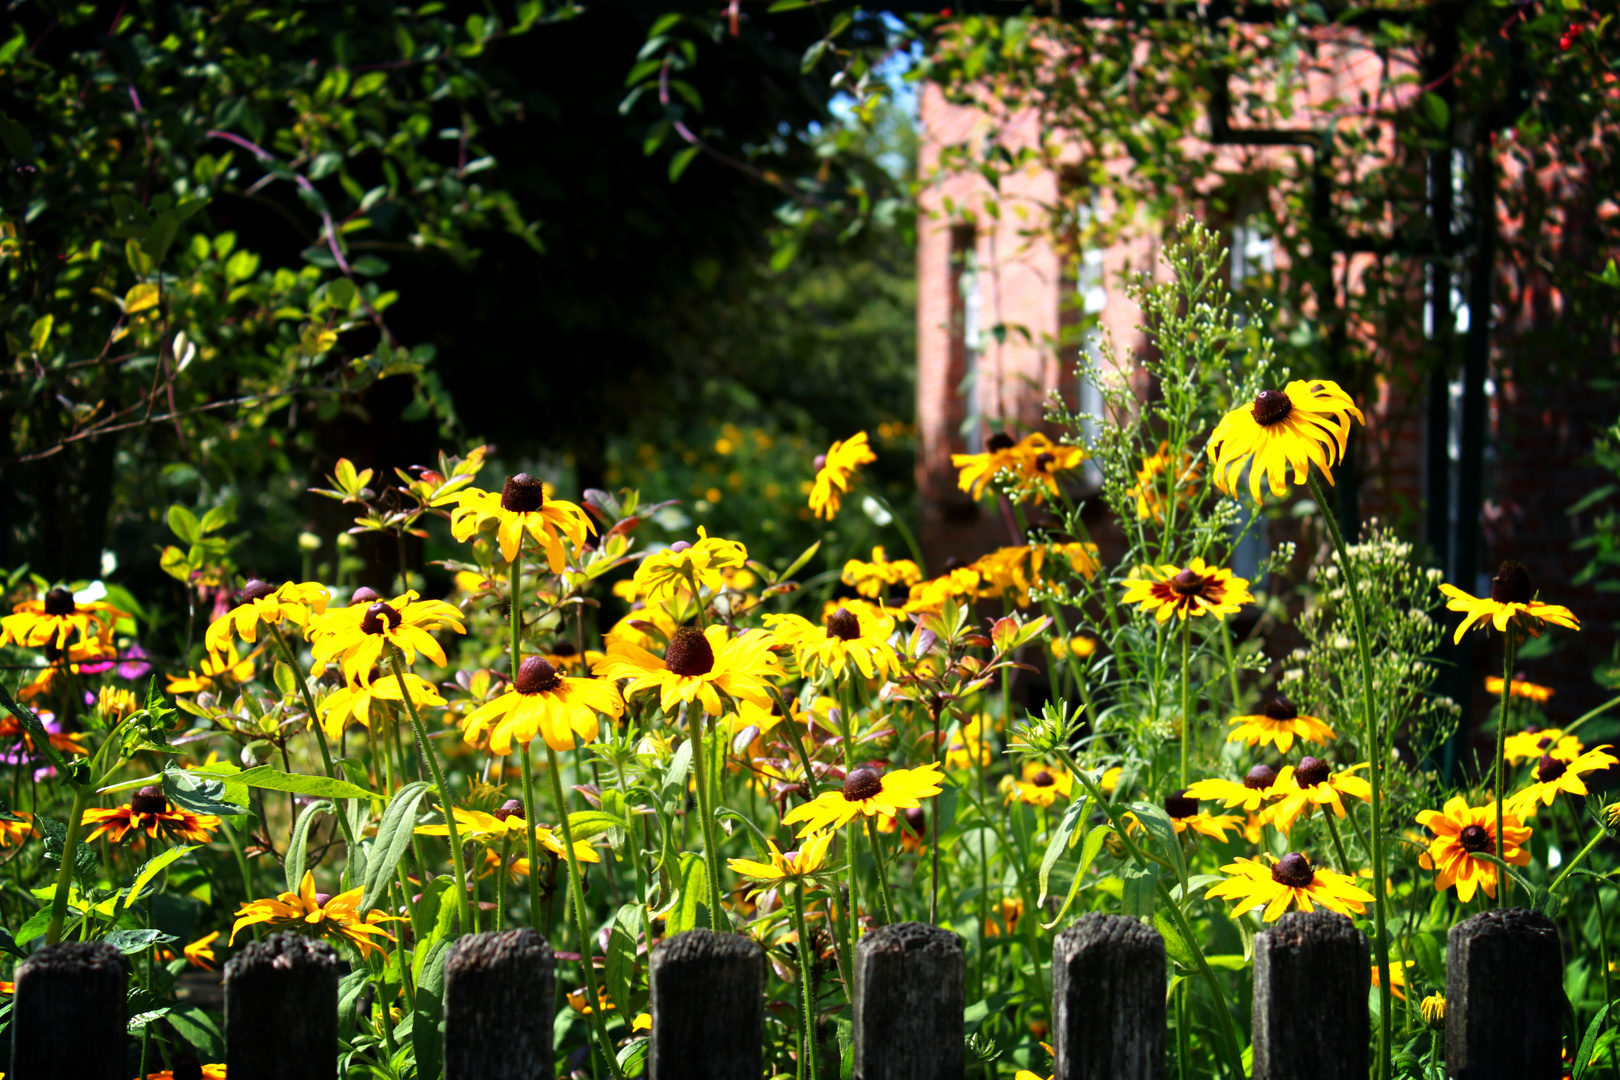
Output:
left=950, top=225, right=984, bottom=453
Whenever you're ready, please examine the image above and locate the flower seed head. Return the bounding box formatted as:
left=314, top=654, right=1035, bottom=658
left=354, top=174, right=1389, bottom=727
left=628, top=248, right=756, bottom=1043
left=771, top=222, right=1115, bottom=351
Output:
left=1032, top=770, right=1056, bottom=788
left=1270, top=852, right=1315, bottom=888
left=42, top=586, right=75, bottom=617
left=350, top=586, right=383, bottom=605
left=1295, top=757, right=1330, bottom=787
left=1034, top=451, right=1056, bottom=472
left=987, top=431, right=1016, bottom=452
left=491, top=799, right=525, bottom=822
left=1244, top=764, right=1278, bottom=790
left=1491, top=561, right=1532, bottom=605
left=842, top=767, right=883, bottom=801
left=825, top=607, right=861, bottom=642
left=550, top=640, right=578, bottom=658
left=500, top=473, right=546, bottom=513
left=664, top=626, right=715, bottom=677
left=813, top=454, right=828, bottom=470
left=1536, top=754, right=1567, bottom=783
left=313, top=893, right=332, bottom=907
left=172, top=1057, right=204, bottom=1080
left=515, top=656, right=562, bottom=695
left=1170, top=569, right=1204, bottom=595
left=1163, top=789, right=1198, bottom=818
left=360, top=601, right=401, bottom=635
left=1251, top=389, right=1293, bottom=426
left=130, top=785, right=168, bottom=816
left=1458, top=824, right=1491, bottom=852
left=1537, top=735, right=1554, bottom=750
left=240, top=578, right=277, bottom=603
left=1263, top=694, right=1299, bottom=721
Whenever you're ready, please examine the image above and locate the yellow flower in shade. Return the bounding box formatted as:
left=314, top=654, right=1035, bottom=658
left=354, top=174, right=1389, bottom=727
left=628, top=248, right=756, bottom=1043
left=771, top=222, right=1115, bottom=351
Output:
left=1207, top=380, right=1366, bottom=500
left=450, top=473, right=594, bottom=571
left=1502, top=727, right=1580, bottom=765
left=418, top=801, right=600, bottom=863
left=764, top=604, right=898, bottom=682
left=1371, top=959, right=1417, bottom=1001
left=1225, top=695, right=1336, bottom=753
left=1050, top=634, right=1096, bottom=661
left=0, top=812, right=34, bottom=847
left=782, top=763, right=945, bottom=836
left=459, top=656, right=623, bottom=755
left=1485, top=675, right=1554, bottom=703
left=604, top=602, right=681, bottom=653
left=319, top=673, right=446, bottom=739
left=543, top=640, right=603, bottom=674
left=1415, top=796, right=1533, bottom=902
left=944, top=716, right=992, bottom=771
left=727, top=830, right=834, bottom=890
left=1006, top=762, right=1072, bottom=807
left=15, top=637, right=116, bottom=702
left=632, top=528, right=749, bottom=602
left=1506, top=745, right=1619, bottom=818
left=0, top=712, right=86, bottom=758
left=204, top=579, right=330, bottom=654
left=0, top=586, right=124, bottom=650
left=307, top=590, right=466, bottom=685
left=1260, top=758, right=1372, bottom=833
left=230, top=871, right=404, bottom=960
left=82, top=787, right=220, bottom=844
left=952, top=431, right=1083, bottom=501
left=593, top=624, right=781, bottom=717
left=1184, top=764, right=1284, bottom=813
left=96, top=686, right=139, bottom=722
left=1014, top=1043, right=1056, bottom=1080
left=166, top=642, right=258, bottom=695
left=1121, top=558, right=1253, bottom=622
left=985, top=895, right=1025, bottom=937
left=142, top=1065, right=227, bottom=1080
left=566, top=988, right=618, bottom=1016
left=1019, top=434, right=1088, bottom=501
left=952, top=430, right=1025, bottom=500
left=1129, top=442, right=1201, bottom=522
left=841, top=546, right=923, bottom=599
left=1438, top=561, right=1579, bottom=645
left=809, top=432, right=877, bottom=519
left=633, top=1013, right=652, bottom=1033
left=1125, top=791, right=1243, bottom=842
left=1420, top=993, right=1446, bottom=1029
left=184, top=931, right=221, bottom=971
left=1205, top=852, right=1374, bottom=922
left=902, top=566, right=985, bottom=614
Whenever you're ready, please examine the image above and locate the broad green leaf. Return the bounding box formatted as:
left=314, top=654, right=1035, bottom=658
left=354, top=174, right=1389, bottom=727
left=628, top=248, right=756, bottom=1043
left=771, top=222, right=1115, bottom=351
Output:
left=285, top=800, right=334, bottom=894
left=1121, top=860, right=1157, bottom=918
left=126, top=844, right=198, bottom=910
left=162, top=763, right=248, bottom=817
left=566, top=809, right=630, bottom=841
left=103, top=928, right=176, bottom=956
left=361, top=781, right=432, bottom=913
left=224, top=765, right=376, bottom=801
left=665, top=852, right=708, bottom=935
left=606, top=903, right=642, bottom=1016
left=167, top=1005, right=224, bottom=1060
left=1037, top=794, right=1087, bottom=904
left=1041, top=824, right=1108, bottom=929
left=1126, top=800, right=1187, bottom=889
left=1573, top=1001, right=1613, bottom=1080
left=125, top=282, right=162, bottom=314
left=167, top=505, right=201, bottom=545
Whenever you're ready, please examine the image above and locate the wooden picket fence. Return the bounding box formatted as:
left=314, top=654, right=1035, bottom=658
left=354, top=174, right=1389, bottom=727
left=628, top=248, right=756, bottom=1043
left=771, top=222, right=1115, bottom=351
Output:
left=9, top=907, right=1564, bottom=1080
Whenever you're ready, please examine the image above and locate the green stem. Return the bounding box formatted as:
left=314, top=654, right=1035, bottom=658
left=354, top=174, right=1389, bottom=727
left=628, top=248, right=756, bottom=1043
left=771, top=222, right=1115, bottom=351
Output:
left=1220, top=618, right=1242, bottom=719
left=496, top=834, right=511, bottom=931
left=510, top=555, right=546, bottom=934
left=45, top=784, right=91, bottom=945
left=1323, top=811, right=1352, bottom=874
left=1548, top=825, right=1607, bottom=893
left=864, top=815, right=895, bottom=925
left=1561, top=691, right=1620, bottom=738
left=1179, top=617, right=1193, bottom=789
left=269, top=625, right=360, bottom=871
left=790, top=886, right=822, bottom=1080
left=1495, top=631, right=1518, bottom=909
left=684, top=704, right=726, bottom=931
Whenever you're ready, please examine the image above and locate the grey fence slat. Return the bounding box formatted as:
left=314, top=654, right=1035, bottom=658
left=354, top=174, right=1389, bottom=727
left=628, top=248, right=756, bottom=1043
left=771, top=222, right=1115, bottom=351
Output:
left=10, top=940, right=127, bottom=1080
left=649, top=928, right=765, bottom=1080
left=853, top=921, right=964, bottom=1080
left=1052, top=912, right=1165, bottom=1080
left=1252, top=910, right=1368, bottom=1080
left=442, top=928, right=554, bottom=1080
left=1446, top=908, right=1562, bottom=1080
left=225, top=931, right=339, bottom=1080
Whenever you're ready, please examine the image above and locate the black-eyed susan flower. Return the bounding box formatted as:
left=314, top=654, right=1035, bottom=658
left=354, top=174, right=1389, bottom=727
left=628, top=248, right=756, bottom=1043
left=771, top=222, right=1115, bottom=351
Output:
left=1204, top=852, right=1374, bottom=921
left=0, top=586, right=124, bottom=650
left=1506, top=745, right=1618, bottom=818
left=319, top=673, right=446, bottom=739
left=809, top=432, right=877, bottom=519
left=544, top=640, right=603, bottom=674
left=763, top=604, right=899, bottom=682
left=1184, top=763, right=1283, bottom=814
left=451, top=473, right=594, bottom=571
left=781, top=763, right=944, bottom=836
left=902, top=566, right=985, bottom=614
left=1022, top=435, right=1088, bottom=501
left=593, top=624, right=781, bottom=717
left=0, top=713, right=86, bottom=758
left=307, top=591, right=466, bottom=685
left=876, top=806, right=928, bottom=853
left=841, top=546, right=923, bottom=599
left=1420, top=993, right=1446, bottom=1030
left=1415, top=796, right=1532, bottom=902
left=1438, top=561, right=1579, bottom=645
left=459, top=656, right=623, bottom=755
left=1121, top=558, right=1253, bottom=622
left=204, top=579, right=329, bottom=653
left=1159, top=789, right=1244, bottom=841
left=1224, top=694, right=1335, bottom=753
left=985, top=895, right=1026, bottom=937
left=1005, top=762, right=1073, bottom=807
left=632, top=528, right=749, bottom=603
left=952, top=430, right=1023, bottom=500
left=166, top=642, right=258, bottom=695
left=1129, top=441, right=1200, bottom=521
left=1371, top=959, right=1418, bottom=1002
left=1261, top=758, right=1371, bottom=833
left=82, top=787, right=220, bottom=844
left=1207, top=380, right=1365, bottom=500
left=1486, top=674, right=1554, bottom=703
left=230, top=871, right=403, bottom=960
left=0, top=811, right=34, bottom=847
left=418, top=801, right=600, bottom=863
left=183, top=931, right=220, bottom=971
left=944, top=716, right=992, bottom=771
left=1503, top=727, right=1580, bottom=765
left=727, top=830, right=834, bottom=892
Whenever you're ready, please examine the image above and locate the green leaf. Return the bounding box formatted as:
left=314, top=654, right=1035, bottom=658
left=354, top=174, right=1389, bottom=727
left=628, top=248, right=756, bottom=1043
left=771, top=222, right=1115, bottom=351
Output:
left=412, top=933, right=448, bottom=1080
left=411, top=876, right=456, bottom=984
left=0, top=682, right=69, bottom=774
left=1121, top=860, right=1158, bottom=918
left=167, top=505, right=202, bottom=545
left=1152, top=908, right=1196, bottom=968
left=716, top=807, right=771, bottom=861
left=778, top=539, right=822, bottom=584
left=1037, top=794, right=1087, bottom=905
left=1041, top=823, right=1108, bottom=930
left=103, top=928, right=177, bottom=955
left=125, top=844, right=198, bottom=911
left=801, top=38, right=829, bottom=73
left=1126, top=800, right=1187, bottom=888
left=668, top=145, right=700, bottom=183
left=143, top=213, right=179, bottom=266
left=361, top=780, right=432, bottom=913
left=163, top=763, right=249, bottom=817
left=0, top=926, right=26, bottom=959
left=567, top=809, right=630, bottom=841
left=606, top=903, right=642, bottom=1016
left=14, top=906, right=51, bottom=946
left=665, top=852, right=708, bottom=935
left=0, top=115, right=29, bottom=160
left=224, top=765, right=377, bottom=801
left=286, top=800, right=334, bottom=894
left=1573, top=1001, right=1613, bottom=1080
left=166, top=1005, right=225, bottom=1060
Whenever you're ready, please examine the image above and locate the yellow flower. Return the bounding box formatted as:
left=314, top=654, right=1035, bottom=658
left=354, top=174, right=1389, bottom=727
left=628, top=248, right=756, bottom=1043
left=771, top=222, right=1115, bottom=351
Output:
left=230, top=871, right=404, bottom=960
left=944, top=716, right=992, bottom=771
left=1420, top=993, right=1446, bottom=1029
left=727, top=831, right=834, bottom=888
left=764, top=604, right=899, bottom=682
left=319, top=673, right=446, bottom=739
left=809, top=432, right=876, bottom=519
left=902, top=566, right=984, bottom=614
left=566, top=988, right=618, bottom=1016
left=593, top=624, right=781, bottom=717
left=604, top=602, right=681, bottom=653
left=1371, top=959, right=1418, bottom=1001
left=1224, top=694, right=1335, bottom=753
left=417, top=803, right=600, bottom=863
left=1129, top=441, right=1201, bottom=521
left=204, top=580, right=329, bottom=654
left=1502, top=727, right=1579, bottom=764
left=952, top=431, right=1025, bottom=499
left=633, top=1013, right=652, bottom=1033
left=1050, top=634, right=1097, bottom=661
left=307, top=590, right=466, bottom=685
left=82, top=787, right=220, bottom=845
left=632, top=528, right=749, bottom=602
left=544, top=640, right=603, bottom=674
left=1261, top=759, right=1371, bottom=833
left=952, top=431, right=1083, bottom=501
left=1121, top=558, right=1253, bottom=622
left=1506, top=745, right=1618, bottom=818
left=1439, top=561, right=1580, bottom=645
left=97, top=686, right=139, bottom=722
left=1127, top=791, right=1244, bottom=841
left=1005, top=762, right=1072, bottom=807
left=184, top=930, right=221, bottom=971
left=1415, top=796, right=1532, bottom=902
left=0, top=812, right=33, bottom=848
left=1207, top=379, right=1365, bottom=500
left=1014, top=1043, right=1055, bottom=1080
left=166, top=641, right=258, bottom=695
left=782, top=763, right=944, bottom=836
left=460, top=656, right=623, bottom=754
left=15, top=637, right=116, bottom=702
left=1485, top=675, right=1554, bottom=703
left=1183, top=764, right=1284, bottom=813
left=985, top=896, right=1025, bottom=937
left=0, top=586, right=124, bottom=651
left=450, top=473, right=594, bottom=571
left=841, top=546, right=923, bottom=599
left=142, top=1065, right=227, bottom=1080
left=1205, top=853, right=1374, bottom=921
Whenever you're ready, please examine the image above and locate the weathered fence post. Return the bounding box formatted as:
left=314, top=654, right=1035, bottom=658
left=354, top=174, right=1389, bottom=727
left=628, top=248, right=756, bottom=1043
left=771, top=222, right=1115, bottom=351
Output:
left=441, top=928, right=554, bottom=1080
left=1446, top=908, right=1562, bottom=1080
left=853, top=921, right=964, bottom=1080
left=225, top=932, right=339, bottom=1080
left=649, top=928, right=766, bottom=1080
left=10, top=940, right=127, bottom=1080
left=1252, top=910, right=1368, bottom=1080
left=1051, top=912, right=1165, bottom=1080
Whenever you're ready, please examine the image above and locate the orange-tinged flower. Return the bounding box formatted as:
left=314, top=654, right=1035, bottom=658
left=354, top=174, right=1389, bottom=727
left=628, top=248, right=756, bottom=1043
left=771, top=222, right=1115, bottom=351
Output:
left=166, top=641, right=258, bottom=695
left=984, top=895, right=1025, bottom=937
left=902, top=566, right=984, bottom=615
left=82, top=787, right=219, bottom=844
left=727, top=830, right=834, bottom=890
left=809, top=432, right=876, bottom=519
left=184, top=931, right=221, bottom=971
left=1502, top=728, right=1582, bottom=765
left=1485, top=675, right=1554, bottom=703
left=0, top=586, right=124, bottom=650
left=230, top=871, right=404, bottom=960
left=1415, top=796, right=1532, bottom=902
left=1129, top=441, right=1201, bottom=521
left=1005, top=762, right=1072, bottom=807
left=1127, top=790, right=1243, bottom=842
left=1439, top=561, right=1578, bottom=645
left=1260, top=759, right=1371, bottom=833
left=0, top=812, right=35, bottom=847
left=419, top=802, right=600, bottom=863
left=632, top=528, right=749, bottom=602
left=451, top=473, right=594, bottom=571
left=1506, top=745, right=1618, bottom=818
left=1370, top=959, right=1418, bottom=1002
left=1121, top=558, right=1252, bottom=622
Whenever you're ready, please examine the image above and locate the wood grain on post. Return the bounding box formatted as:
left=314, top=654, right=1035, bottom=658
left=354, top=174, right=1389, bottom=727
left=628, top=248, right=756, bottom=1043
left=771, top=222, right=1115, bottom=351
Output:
left=1051, top=912, right=1165, bottom=1080
left=1252, top=910, right=1368, bottom=1080
left=225, top=932, right=339, bottom=1080
left=853, top=921, right=964, bottom=1080
left=1446, top=908, right=1562, bottom=1080
left=649, top=928, right=765, bottom=1080
left=442, top=928, right=555, bottom=1080
left=10, top=940, right=127, bottom=1080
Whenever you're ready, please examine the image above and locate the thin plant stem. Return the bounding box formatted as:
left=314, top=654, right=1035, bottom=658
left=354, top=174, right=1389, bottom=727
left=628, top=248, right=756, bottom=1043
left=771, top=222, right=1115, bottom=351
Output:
left=510, top=554, right=546, bottom=933
left=929, top=702, right=943, bottom=925
left=683, top=704, right=726, bottom=931
left=790, top=886, right=822, bottom=1080
left=1563, top=798, right=1614, bottom=1009
left=1493, top=630, right=1518, bottom=908
left=45, top=784, right=91, bottom=945
left=1323, top=811, right=1353, bottom=873
left=496, top=834, right=511, bottom=930
left=268, top=625, right=360, bottom=869
left=864, top=815, right=895, bottom=925
left=1179, top=618, right=1193, bottom=789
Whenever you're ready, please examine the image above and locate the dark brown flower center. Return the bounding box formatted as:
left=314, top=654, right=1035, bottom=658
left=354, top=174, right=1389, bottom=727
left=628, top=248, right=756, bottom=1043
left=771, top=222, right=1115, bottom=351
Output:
left=501, top=473, right=546, bottom=513
left=986, top=431, right=1017, bottom=452
left=360, top=601, right=401, bottom=635
left=1491, top=561, right=1532, bottom=605
left=1251, top=389, right=1293, bottom=426
left=842, top=767, right=883, bottom=801
left=350, top=586, right=383, bottom=605
left=1271, top=852, right=1315, bottom=888
left=240, top=578, right=277, bottom=603
left=1264, top=695, right=1299, bottom=721
left=490, top=799, right=526, bottom=823
left=130, top=786, right=169, bottom=816
left=550, top=641, right=578, bottom=658
left=1170, top=569, right=1205, bottom=596
left=42, top=587, right=75, bottom=617
left=1164, top=789, right=1198, bottom=818
left=1536, top=754, right=1567, bottom=783
left=1458, top=824, right=1491, bottom=853
left=1295, top=757, right=1330, bottom=787
left=664, top=627, right=715, bottom=677
left=1244, top=764, right=1278, bottom=790
left=1537, top=735, right=1554, bottom=750
left=1034, top=451, right=1056, bottom=472
left=1032, top=770, right=1056, bottom=788
left=172, top=1056, right=204, bottom=1080
left=825, top=607, right=861, bottom=641
left=514, top=656, right=563, bottom=695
